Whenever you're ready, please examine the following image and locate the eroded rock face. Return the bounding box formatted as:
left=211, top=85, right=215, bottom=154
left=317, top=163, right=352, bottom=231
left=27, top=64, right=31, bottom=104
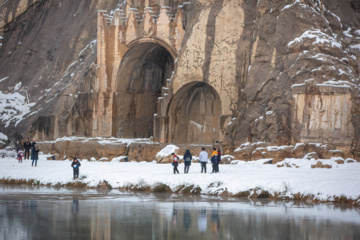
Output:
left=0, top=0, right=360, bottom=156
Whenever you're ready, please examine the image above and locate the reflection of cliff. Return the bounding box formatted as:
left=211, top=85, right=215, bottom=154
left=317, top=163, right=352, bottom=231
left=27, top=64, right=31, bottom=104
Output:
left=0, top=197, right=359, bottom=239
left=90, top=204, right=111, bottom=240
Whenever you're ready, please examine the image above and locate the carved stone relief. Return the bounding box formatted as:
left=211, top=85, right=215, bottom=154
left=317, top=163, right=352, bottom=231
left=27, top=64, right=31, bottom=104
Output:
left=292, top=84, right=353, bottom=144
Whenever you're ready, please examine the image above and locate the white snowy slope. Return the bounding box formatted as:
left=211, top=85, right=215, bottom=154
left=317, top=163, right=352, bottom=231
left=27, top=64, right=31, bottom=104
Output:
left=1, top=153, right=359, bottom=203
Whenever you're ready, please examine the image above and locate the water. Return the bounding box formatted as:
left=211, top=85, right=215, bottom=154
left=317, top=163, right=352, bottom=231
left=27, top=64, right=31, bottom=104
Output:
left=0, top=186, right=359, bottom=240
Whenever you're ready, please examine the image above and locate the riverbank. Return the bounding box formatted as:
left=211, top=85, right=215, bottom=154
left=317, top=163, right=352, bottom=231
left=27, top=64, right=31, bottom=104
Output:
left=1, top=154, right=360, bottom=205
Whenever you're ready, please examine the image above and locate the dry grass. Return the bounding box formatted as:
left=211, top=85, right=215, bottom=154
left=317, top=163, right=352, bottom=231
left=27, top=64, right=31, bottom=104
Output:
left=152, top=182, right=172, bottom=193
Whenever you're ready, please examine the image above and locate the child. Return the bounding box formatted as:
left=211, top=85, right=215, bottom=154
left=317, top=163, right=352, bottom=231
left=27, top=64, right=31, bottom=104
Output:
left=17, top=149, right=24, bottom=163
left=172, top=153, right=180, bottom=174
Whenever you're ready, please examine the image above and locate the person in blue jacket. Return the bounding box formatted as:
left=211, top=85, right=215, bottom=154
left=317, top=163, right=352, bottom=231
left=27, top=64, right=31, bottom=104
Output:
left=71, top=157, right=81, bottom=180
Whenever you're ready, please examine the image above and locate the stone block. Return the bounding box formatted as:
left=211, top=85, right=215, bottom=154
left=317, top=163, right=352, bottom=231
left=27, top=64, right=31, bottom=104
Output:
left=291, top=143, right=306, bottom=158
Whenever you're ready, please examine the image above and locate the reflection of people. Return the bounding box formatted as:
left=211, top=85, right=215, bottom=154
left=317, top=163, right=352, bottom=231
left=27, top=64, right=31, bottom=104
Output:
left=211, top=210, right=220, bottom=233
left=183, top=209, right=191, bottom=232
left=198, top=209, right=207, bottom=233
left=172, top=205, right=177, bottom=225
left=72, top=197, right=79, bottom=216
left=71, top=158, right=81, bottom=180
left=183, top=149, right=192, bottom=174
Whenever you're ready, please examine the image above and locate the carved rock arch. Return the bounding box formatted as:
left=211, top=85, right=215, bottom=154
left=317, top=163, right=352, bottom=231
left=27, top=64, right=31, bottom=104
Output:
left=165, top=82, right=222, bottom=144
left=113, top=41, right=175, bottom=138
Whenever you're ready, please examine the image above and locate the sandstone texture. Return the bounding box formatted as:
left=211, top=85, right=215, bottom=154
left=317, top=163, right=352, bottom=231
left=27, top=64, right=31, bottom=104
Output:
left=0, top=0, right=360, bottom=160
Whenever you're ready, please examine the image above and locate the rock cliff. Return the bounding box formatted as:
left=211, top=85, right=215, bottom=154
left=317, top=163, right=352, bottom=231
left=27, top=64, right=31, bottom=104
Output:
left=1, top=0, right=360, bottom=157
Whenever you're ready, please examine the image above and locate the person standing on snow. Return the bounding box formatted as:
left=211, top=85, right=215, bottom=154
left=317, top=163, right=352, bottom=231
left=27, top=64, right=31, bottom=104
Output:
left=183, top=149, right=192, bottom=174
left=216, top=148, right=222, bottom=173
left=31, top=145, right=39, bottom=167
left=199, top=147, right=208, bottom=173
left=30, top=139, right=36, bottom=158
left=211, top=147, right=218, bottom=173
left=71, top=157, right=81, bottom=180
left=17, top=149, right=24, bottom=163
left=172, top=153, right=180, bottom=174
left=23, top=138, right=31, bottom=160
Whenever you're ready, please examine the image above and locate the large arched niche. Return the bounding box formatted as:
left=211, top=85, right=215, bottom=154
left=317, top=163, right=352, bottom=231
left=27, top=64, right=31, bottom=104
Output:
left=167, top=82, right=222, bottom=144
left=113, top=42, right=174, bottom=138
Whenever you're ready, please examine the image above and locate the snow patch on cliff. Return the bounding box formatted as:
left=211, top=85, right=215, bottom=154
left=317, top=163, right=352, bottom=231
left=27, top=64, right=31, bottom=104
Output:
left=0, top=91, right=35, bottom=127
left=288, top=29, right=342, bottom=49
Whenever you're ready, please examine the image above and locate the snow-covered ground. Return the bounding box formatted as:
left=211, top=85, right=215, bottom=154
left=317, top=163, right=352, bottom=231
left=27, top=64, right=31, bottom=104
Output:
left=1, top=153, right=359, bottom=204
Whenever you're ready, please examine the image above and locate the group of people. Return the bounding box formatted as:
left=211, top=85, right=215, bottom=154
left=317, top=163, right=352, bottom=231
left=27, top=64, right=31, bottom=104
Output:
left=17, top=138, right=39, bottom=167
left=18, top=138, right=81, bottom=180
left=171, top=147, right=222, bottom=174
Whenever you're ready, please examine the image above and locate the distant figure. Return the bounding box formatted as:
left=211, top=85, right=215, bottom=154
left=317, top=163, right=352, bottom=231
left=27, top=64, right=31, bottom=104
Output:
left=23, top=138, right=31, bottom=160
left=31, top=145, right=39, bottom=167
left=71, top=157, right=81, bottom=180
left=172, top=153, right=180, bottom=174
left=31, top=139, right=36, bottom=159
left=183, top=149, right=192, bottom=174
left=199, top=148, right=208, bottom=173
left=31, top=139, right=36, bottom=149
left=217, top=149, right=222, bottom=173
left=211, top=148, right=218, bottom=173
left=17, top=149, right=24, bottom=163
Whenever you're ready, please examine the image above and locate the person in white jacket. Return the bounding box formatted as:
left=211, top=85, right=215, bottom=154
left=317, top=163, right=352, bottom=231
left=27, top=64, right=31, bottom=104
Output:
left=199, top=147, right=208, bottom=173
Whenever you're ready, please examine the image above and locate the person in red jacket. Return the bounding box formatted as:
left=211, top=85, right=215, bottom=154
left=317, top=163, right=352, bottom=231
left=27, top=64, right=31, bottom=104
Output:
left=17, top=149, right=24, bottom=163
left=172, top=153, right=180, bottom=174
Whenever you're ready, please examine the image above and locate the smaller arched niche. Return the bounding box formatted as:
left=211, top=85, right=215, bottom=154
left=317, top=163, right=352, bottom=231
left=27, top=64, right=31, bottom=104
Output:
left=167, top=82, right=222, bottom=144
left=113, top=42, right=174, bottom=138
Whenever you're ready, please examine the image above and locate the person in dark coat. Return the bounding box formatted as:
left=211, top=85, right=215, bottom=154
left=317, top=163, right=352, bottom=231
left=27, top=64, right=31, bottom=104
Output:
left=211, top=148, right=218, bottom=173
left=31, top=145, right=39, bottom=167
left=23, top=138, right=31, bottom=160
left=172, top=153, right=180, bottom=174
left=183, top=149, right=192, bottom=174
left=217, top=149, right=222, bottom=173
left=71, top=157, right=81, bottom=180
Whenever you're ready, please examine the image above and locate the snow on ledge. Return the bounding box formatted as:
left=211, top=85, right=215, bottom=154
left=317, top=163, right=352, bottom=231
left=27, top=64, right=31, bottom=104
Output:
left=156, top=145, right=179, bottom=158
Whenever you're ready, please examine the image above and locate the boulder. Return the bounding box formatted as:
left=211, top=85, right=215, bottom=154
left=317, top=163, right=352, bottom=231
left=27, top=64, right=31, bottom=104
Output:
left=233, top=143, right=255, bottom=160
left=128, top=143, right=164, bottom=162
left=291, top=143, right=306, bottom=158
left=311, top=161, right=323, bottom=168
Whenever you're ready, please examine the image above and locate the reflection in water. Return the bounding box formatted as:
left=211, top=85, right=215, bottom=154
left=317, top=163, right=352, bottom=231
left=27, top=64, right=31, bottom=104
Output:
left=198, top=209, right=207, bottom=233
left=211, top=210, right=220, bottom=233
left=72, top=197, right=79, bottom=216
left=0, top=192, right=360, bottom=240
left=183, top=209, right=191, bottom=232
